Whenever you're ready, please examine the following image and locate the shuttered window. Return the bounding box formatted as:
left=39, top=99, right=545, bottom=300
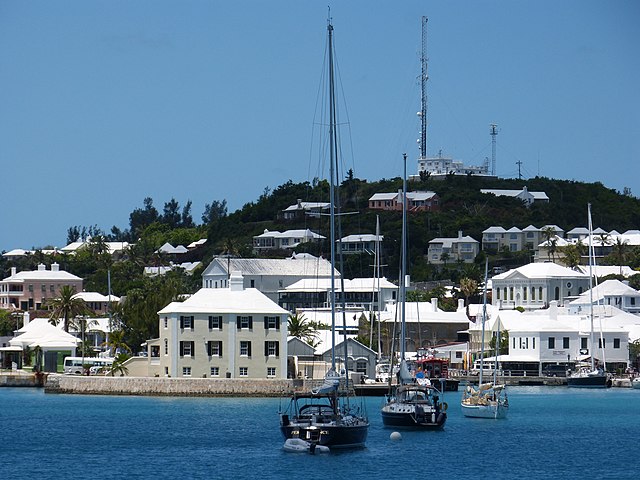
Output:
left=264, top=316, right=280, bottom=330
left=208, top=315, right=223, bottom=330
left=236, top=316, right=253, bottom=330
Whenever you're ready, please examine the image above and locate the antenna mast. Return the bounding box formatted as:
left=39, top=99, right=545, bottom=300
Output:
left=490, top=123, right=498, bottom=176
left=419, top=16, right=428, bottom=159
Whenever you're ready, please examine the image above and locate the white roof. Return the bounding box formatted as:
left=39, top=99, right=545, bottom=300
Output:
left=187, top=238, right=207, bottom=248
left=493, top=262, right=588, bottom=280
left=567, top=227, right=589, bottom=235
left=10, top=318, right=80, bottom=348
left=144, top=262, right=201, bottom=276
left=1, top=264, right=81, bottom=283
left=575, top=265, right=636, bottom=278
left=340, top=234, right=383, bottom=243
left=156, top=243, right=188, bottom=254
left=282, top=277, right=397, bottom=293
left=522, top=225, right=540, bottom=232
left=381, top=302, right=470, bottom=325
left=369, top=192, right=398, bottom=201
left=255, top=229, right=325, bottom=240
left=483, top=226, right=507, bottom=234
left=206, top=256, right=337, bottom=277
left=480, top=188, right=548, bottom=200
left=2, top=249, right=30, bottom=257
left=158, top=286, right=288, bottom=315
left=73, top=291, right=120, bottom=303
left=570, top=280, right=640, bottom=305
left=537, top=235, right=572, bottom=247
left=407, top=191, right=437, bottom=201
left=283, top=202, right=330, bottom=212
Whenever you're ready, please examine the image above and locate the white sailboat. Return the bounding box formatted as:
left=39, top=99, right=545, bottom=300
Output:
left=461, top=260, right=509, bottom=419
left=279, top=16, right=369, bottom=450
left=567, top=204, right=612, bottom=388
left=380, top=154, right=447, bottom=429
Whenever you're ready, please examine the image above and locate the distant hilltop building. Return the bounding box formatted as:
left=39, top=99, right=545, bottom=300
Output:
left=480, top=186, right=549, bottom=206
left=415, top=150, right=493, bottom=179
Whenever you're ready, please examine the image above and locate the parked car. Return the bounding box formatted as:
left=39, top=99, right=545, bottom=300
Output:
left=542, top=364, right=568, bottom=377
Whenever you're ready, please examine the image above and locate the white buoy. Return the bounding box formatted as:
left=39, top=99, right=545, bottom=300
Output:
left=390, top=431, right=402, bottom=441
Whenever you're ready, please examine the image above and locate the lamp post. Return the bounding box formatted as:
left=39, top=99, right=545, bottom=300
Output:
left=81, top=315, right=86, bottom=375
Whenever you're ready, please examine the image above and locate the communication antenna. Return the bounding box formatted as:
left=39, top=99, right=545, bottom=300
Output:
left=490, top=123, right=498, bottom=176
left=418, top=16, right=429, bottom=159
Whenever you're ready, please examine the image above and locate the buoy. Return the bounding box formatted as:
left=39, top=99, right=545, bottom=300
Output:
left=390, top=431, right=402, bottom=441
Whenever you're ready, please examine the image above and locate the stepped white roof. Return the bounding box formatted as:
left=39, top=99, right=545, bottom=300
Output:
left=158, top=286, right=288, bottom=315
left=493, top=262, right=588, bottom=280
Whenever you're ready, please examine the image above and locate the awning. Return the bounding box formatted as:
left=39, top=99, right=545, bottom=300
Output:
left=0, top=346, right=23, bottom=352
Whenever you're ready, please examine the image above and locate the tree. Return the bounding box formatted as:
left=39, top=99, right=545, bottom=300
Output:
left=202, top=199, right=228, bottom=224
left=103, top=328, right=131, bottom=356
left=609, top=237, right=629, bottom=275
left=459, top=277, right=478, bottom=306
left=109, top=353, right=130, bottom=376
left=287, top=312, right=318, bottom=346
left=162, top=198, right=181, bottom=228
left=181, top=200, right=195, bottom=228
left=129, top=197, right=159, bottom=237
left=561, top=241, right=586, bottom=269
left=47, top=286, right=88, bottom=332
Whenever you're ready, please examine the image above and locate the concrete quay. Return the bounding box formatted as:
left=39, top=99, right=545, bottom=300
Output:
left=44, top=374, right=293, bottom=397
left=0, top=371, right=46, bottom=387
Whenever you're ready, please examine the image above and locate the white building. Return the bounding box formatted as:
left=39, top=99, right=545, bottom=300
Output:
left=427, top=231, right=480, bottom=264
left=201, top=255, right=337, bottom=304
left=568, top=280, right=640, bottom=315
left=491, top=262, right=590, bottom=309
left=481, top=186, right=549, bottom=206
left=156, top=272, right=289, bottom=379
left=252, top=229, right=325, bottom=252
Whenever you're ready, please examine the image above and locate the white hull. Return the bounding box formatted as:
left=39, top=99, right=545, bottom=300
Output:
left=632, top=378, right=640, bottom=390
left=461, top=402, right=508, bottom=419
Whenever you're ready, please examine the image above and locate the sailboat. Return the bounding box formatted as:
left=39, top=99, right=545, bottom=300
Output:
left=461, top=260, right=509, bottom=419
left=380, top=154, right=447, bottom=429
left=279, top=17, right=369, bottom=450
left=567, top=204, right=612, bottom=388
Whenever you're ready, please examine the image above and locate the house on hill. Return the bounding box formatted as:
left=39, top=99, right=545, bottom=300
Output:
left=368, top=191, right=439, bottom=212
left=0, top=264, right=83, bottom=311
left=427, top=231, right=480, bottom=264
left=282, top=200, right=330, bottom=220
left=201, top=255, right=337, bottom=304
left=480, top=186, right=549, bottom=206
left=252, top=229, right=325, bottom=252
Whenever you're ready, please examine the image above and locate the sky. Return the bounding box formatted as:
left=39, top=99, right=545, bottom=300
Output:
left=1, top=0, right=638, bottom=252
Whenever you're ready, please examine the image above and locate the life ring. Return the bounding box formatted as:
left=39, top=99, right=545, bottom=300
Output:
left=441, top=402, right=448, bottom=411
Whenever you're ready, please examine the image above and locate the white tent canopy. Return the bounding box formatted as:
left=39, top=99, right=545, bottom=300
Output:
left=10, top=318, right=79, bottom=350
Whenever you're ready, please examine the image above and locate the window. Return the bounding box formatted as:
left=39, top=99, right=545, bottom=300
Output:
left=631, top=298, right=636, bottom=306
left=236, top=316, right=253, bottom=330
left=539, top=287, right=543, bottom=300
left=264, top=341, right=279, bottom=357
left=164, top=338, right=168, bottom=355
left=180, top=315, right=194, bottom=330
left=164, top=366, right=169, bottom=376
left=563, top=337, right=570, bottom=349
left=554, top=286, right=560, bottom=301
left=50, top=285, right=55, bottom=293
left=267, top=367, right=276, bottom=377
left=28, top=284, right=33, bottom=292
left=41, top=285, right=46, bottom=292
left=523, top=288, right=528, bottom=301
left=613, top=338, right=621, bottom=349
left=531, top=287, right=536, bottom=301
left=581, top=338, right=588, bottom=349
left=182, top=367, right=192, bottom=377
left=548, top=337, right=555, bottom=349
left=509, top=287, right=514, bottom=301
left=598, top=338, right=606, bottom=349
left=163, top=317, right=168, bottom=329
left=240, top=341, right=252, bottom=357
left=207, top=341, right=222, bottom=357
left=356, top=361, right=367, bottom=374
left=456, top=352, right=463, bottom=359
left=239, top=367, right=248, bottom=377
left=210, top=367, right=220, bottom=377
left=180, top=341, right=195, bottom=357
left=208, top=315, right=223, bottom=330
left=496, top=289, right=500, bottom=300
left=264, top=316, right=280, bottom=330
left=250, top=280, right=255, bottom=288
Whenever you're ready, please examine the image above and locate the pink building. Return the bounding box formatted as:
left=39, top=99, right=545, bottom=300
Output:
left=0, top=263, right=83, bottom=311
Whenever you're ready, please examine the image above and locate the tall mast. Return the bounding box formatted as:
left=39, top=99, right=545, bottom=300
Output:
left=400, top=153, right=408, bottom=360
left=587, top=203, right=595, bottom=371
left=328, top=18, right=337, bottom=371
left=419, top=17, right=429, bottom=159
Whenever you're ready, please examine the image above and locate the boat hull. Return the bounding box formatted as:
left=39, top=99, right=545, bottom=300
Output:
left=381, top=410, right=446, bottom=429
left=461, top=402, right=508, bottom=419
left=567, top=375, right=612, bottom=388
left=280, top=423, right=368, bottom=448
left=632, top=379, right=640, bottom=390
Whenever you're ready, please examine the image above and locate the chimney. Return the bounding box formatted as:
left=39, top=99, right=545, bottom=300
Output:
left=51, top=263, right=60, bottom=272
left=229, top=271, right=244, bottom=292
left=431, top=297, right=438, bottom=311
left=458, top=230, right=463, bottom=238
left=297, top=199, right=302, bottom=208
left=549, top=300, right=558, bottom=321
left=11, top=267, right=17, bottom=276
left=458, top=298, right=465, bottom=311
left=22, top=311, right=30, bottom=327
left=38, top=263, right=46, bottom=271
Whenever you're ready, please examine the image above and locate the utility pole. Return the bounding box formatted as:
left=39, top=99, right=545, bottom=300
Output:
left=490, top=123, right=498, bottom=176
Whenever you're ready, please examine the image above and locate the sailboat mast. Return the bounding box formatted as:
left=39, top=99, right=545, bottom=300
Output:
left=419, top=16, right=428, bottom=159
left=479, top=259, right=489, bottom=386
left=400, top=153, right=408, bottom=360
left=587, top=203, right=595, bottom=371
left=327, top=19, right=337, bottom=371
left=376, top=215, right=382, bottom=360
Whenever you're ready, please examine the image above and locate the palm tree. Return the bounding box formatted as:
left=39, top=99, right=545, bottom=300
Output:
left=287, top=312, right=318, bottom=346
left=109, top=353, right=130, bottom=376
left=459, top=277, right=478, bottom=306
left=47, top=286, right=88, bottom=332
left=610, top=237, right=629, bottom=275
left=104, top=328, right=131, bottom=356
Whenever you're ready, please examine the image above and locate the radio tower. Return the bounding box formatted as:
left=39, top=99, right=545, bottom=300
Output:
left=418, top=16, right=428, bottom=159
left=490, top=123, right=498, bottom=176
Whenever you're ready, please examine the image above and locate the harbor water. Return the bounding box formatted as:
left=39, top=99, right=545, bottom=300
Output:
left=1, top=386, right=638, bottom=479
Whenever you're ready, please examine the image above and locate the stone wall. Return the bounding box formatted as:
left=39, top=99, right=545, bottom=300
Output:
left=44, top=374, right=294, bottom=397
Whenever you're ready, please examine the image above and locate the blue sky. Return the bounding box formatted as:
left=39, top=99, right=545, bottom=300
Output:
left=1, top=0, right=638, bottom=252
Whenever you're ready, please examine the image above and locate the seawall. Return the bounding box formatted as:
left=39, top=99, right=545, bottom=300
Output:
left=44, top=374, right=294, bottom=397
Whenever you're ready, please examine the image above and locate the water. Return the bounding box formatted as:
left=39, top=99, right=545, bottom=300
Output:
left=1, top=386, right=638, bottom=479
